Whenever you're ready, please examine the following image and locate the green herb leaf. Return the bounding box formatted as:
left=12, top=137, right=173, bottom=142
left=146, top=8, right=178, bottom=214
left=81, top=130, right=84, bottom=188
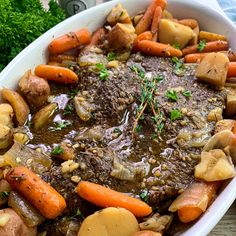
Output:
left=107, top=52, right=117, bottom=61
left=154, top=75, right=164, bottom=83
left=96, top=63, right=109, bottom=81
left=49, top=120, right=72, bottom=131
left=63, top=104, right=74, bottom=115
left=140, top=190, right=149, bottom=202
left=165, top=90, right=178, bottom=101
left=0, top=191, right=9, bottom=199
left=68, top=89, right=79, bottom=97
left=182, top=90, right=192, bottom=98
left=135, top=124, right=143, bottom=133
left=114, top=128, right=122, bottom=134
left=171, top=57, right=185, bottom=76
left=170, top=109, right=182, bottom=122
left=172, top=43, right=181, bottom=49
left=197, top=40, right=206, bottom=52
left=130, top=65, right=145, bottom=78
left=51, top=145, right=64, bottom=155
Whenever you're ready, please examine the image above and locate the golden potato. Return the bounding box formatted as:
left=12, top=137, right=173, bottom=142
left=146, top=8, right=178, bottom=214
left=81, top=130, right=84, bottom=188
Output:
left=18, top=70, right=50, bottom=108
left=226, top=88, right=236, bottom=116
left=195, top=149, right=235, bottom=181
left=107, top=23, right=137, bottom=50
left=159, top=19, right=194, bottom=49
left=195, top=52, right=229, bottom=89
left=0, top=124, right=13, bottom=149
left=32, top=103, right=57, bottom=131
left=0, top=104, right=14, bottom=128
left=207, top=107, right=223, bottom=122
left=162, top=10, right=173, bottom=19
left=107, top=4, right=131, bottom=26
left=214, top=119, right=235, bottom=134
left=0, top=208, right=36, bottom=236
left=78, top=207, right=139, bottom=236
left=199, top=31, right=227, bottom=42
left=1, top=88, right=30, bottom=126
left=189, top=25, right=199, bottom=45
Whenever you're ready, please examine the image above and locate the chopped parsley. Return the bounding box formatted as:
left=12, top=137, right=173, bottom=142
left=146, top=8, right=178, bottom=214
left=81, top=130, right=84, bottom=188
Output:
left=63, top=104, right=74, bottom=116
left=114, top=127, right=122, bottom=134
left=154, top=75, right=165, bottom=82
left=170, top=109, right=182, bottom=122
left=68, top=89, right=79, bottom=98
left=51, top=145, right=64, bottom=155
left=107, top=52, right=117, bottom=61
left=0, top=191, right=9, bottom=199
left=165, top=90, right=178, bottom=102
left=135, top=124, right=143, bottom=133
left=171, top=57, right=185, bottom=76
left=68, top=208, right=84, bottom=220
left=49, top=120, right=72, bottom=131
left=182, top=90, right=192, bottom=98
left=172, top=43, right=181, bottom=49
left=139, top=190, right=149, bottom=202
left=96, top=63, right=109, bottom=81
left=197, top=40, right=206, bottom=52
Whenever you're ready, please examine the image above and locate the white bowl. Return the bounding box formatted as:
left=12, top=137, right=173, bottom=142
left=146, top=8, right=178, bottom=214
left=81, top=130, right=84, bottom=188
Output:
left=1, top=0, right=236, bottom=235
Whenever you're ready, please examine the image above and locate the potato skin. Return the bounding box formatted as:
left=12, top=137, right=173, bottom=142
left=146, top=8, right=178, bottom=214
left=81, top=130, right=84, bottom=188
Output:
left=133, top=231, right=162, bottom=236
left=159, top=19, right=194, bottom=49
left=78, top=207, right=139, bottom=236
left=0, top=208, right=36, bottom=236
left=19, top=70, right=50, bottom=108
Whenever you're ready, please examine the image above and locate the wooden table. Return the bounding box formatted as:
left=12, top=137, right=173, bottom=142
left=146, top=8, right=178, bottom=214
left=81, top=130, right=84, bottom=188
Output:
left=40, top=0, right=236, bottom=235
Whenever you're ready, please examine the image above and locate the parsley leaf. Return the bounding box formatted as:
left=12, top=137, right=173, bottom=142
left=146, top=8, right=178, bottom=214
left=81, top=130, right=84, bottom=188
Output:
left=49, top=120, right=72, bottom=131
left=197, top=40, right=206, bottom=52
left=170, top=109, right=182, bottom=122
left=0, top=191, right=9, bottom=199
left=130, top=65, right=145, bottom=78
left=96, top=63, right=109, bottom=81
left=114, top=128, right=122, bottom=134
left=172, top=43, right=181, bottom=49
left=63, top=104, right=74, bottom=115
left=154, top=75, right=164, bottom=83
left=51, top=145, right=64, bottom=155
left=165, top=90, right=178, bottom=101
left=107, top=52, right=117, bottom=61
left=68, top=89, right=79, bottom=98
left=140, top=190, right=149, bottom=202
left=171, top=57, right=185, bottom=76
left=135, top=124, right=143, bottom=133
left=182, top=90, right=192, bottom=98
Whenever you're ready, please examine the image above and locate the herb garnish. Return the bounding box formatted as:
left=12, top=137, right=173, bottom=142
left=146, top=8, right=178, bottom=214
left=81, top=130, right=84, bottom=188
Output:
left=170, top=109, right=182, bottom=122
left=130, top=65, right=145, bottom=78
left=135, top=124, right=143, bottom=133
left=96, top=63, right=109, bottom=81
left=63, top=104, right=74, bottom=115
left=51, top=145, right=64, bottom=155
left=182, top=90, right=192, bottom=98
left=140, top=190, right=149, bottom=202
left=114, top=128, right=122, bottom=134
left=107, top=52, right=117, bottom=61
left=68, top=208, right=84, bottom=220
left=197, top=40, right=206, bottom=52
left=0, top=191, right=9, bottom=199
left=49, top=120, right=72, bottom=131
left=172, top=43, right=181, bottom=49
left=171, top=57, right=185, bottom=76
left=68, top=89, right=79, bottom=98
left=165, top=90, right=178, bottom=102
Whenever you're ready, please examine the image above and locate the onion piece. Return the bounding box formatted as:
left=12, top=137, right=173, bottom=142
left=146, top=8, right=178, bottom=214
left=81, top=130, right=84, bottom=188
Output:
left=8, top=191, right=45, bottom=227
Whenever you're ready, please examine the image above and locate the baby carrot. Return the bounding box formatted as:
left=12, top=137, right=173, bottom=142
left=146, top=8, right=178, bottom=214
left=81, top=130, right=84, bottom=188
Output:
left=151, top=6, right=162, bottom=40
left=135, top=0, right=166, bottom=35
left=6, top=166, right=66, bottom=219
left=35, top=64, right=78, bottom=84
left=138, top=40, right=183, bottom=57
left=48, top=28, right=91, bottom=54
left=169, top=182, right=220, bottom=223
left=49, top=54, right=77, bottom=63
left=184, top=53, right=209, bottom=63
left=178, top=19, right=198, bottom=29
left=227, top=62, right=236, bottom=77
left=77, top=181, right=152, bottom=218
left=89, top=28, right=106, bottom=46
left=182, top=40, right=229, bottom=55
left=232, top=121, right=236, bottom=134
left=133, top=31, right=153, bottom=52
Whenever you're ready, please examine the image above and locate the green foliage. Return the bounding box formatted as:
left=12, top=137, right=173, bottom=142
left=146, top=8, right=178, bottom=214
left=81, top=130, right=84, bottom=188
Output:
left=197, top=40, right=206, bottom=52
left=0, top=0, right=66, bottom=71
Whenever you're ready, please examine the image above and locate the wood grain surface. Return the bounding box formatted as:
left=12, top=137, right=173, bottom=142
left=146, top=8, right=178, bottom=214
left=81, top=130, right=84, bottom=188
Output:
left=40, top=0, right=236, bottom=235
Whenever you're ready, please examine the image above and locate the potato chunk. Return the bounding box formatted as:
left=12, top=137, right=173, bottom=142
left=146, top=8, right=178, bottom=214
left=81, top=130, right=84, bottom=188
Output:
left=133, top=231, right=162, bottom=236
left=19, top=70, right=50, bottom=108
left=195, top=149, right=235, bottom=181
left=1, top=88, right=30, bottom=126
left=0, top=124, right=12, bottom=149
left=199, top=31, right=227, bottom=42
left=195, top=52, right=229, bottom=89
left=0, top=104, right=14, bottom=128
left=159, top=19, right=194, bottom=49
left=226, top=88, right=236, bottom=116
left=78, top=207, right=139, bottom=236
left=214, top=119, right=235, bottom=134
left=107, top=4, right=131, bottom=26
left=107, top=23, right=137, bottom=50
